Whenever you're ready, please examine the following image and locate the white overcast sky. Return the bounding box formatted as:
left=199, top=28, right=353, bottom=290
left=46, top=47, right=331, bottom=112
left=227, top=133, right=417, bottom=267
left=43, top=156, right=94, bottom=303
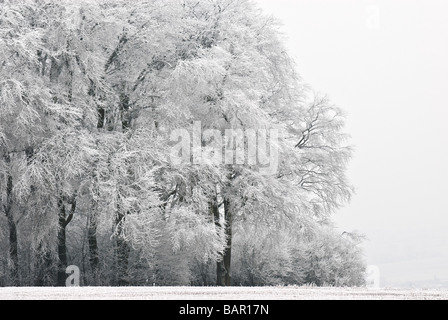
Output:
left=255, top=0, right=448, bottom=287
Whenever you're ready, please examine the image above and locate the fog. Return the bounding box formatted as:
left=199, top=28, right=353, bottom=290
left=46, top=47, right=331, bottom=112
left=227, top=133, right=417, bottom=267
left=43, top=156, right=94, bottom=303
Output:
left=256, top=0, right=448, bottom=288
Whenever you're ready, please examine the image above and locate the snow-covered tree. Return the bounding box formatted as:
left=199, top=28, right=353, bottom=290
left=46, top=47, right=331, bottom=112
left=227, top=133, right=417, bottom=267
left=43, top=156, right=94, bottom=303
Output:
left=0, top=0, right=362, bottom=287
left=0, top=0, right=52, bottom=285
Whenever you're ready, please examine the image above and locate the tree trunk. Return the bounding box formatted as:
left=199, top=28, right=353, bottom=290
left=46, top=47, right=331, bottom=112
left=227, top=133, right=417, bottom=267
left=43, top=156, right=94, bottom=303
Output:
left=88, top=80, right=102, bottom=285
left=3, top=155, right=19, bottom=286
left=213, top=196, right=233, bottom=287
left=120, top=92, right=131, bottom=131
left=56, top=196, right=76, bottom=287
left=115, top=237, right=130, bottom=286
left=223, top=197, right=232, bottom=287
left=88, top=210, right=100, bottom=285
left=57, top=209, right=68, bottom=287
left=210, top=196, right=225, bottom=286
left=114, top=212, right=130, bottom=286
left=7, top=214, right=19, bottom=286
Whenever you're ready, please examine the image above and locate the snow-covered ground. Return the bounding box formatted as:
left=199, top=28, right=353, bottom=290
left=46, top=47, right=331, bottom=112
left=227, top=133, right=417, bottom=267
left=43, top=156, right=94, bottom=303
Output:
left=1, top=286, right=448, bottom=300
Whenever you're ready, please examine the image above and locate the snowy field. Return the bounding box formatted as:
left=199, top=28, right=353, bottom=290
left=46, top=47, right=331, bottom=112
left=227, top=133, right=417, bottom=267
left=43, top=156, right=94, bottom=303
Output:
left=1, top=286, right=448, bottom=300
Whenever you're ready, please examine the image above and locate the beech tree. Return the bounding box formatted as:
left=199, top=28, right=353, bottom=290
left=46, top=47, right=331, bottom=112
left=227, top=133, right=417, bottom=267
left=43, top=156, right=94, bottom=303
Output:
left=0, top=0, right=50, bottom=285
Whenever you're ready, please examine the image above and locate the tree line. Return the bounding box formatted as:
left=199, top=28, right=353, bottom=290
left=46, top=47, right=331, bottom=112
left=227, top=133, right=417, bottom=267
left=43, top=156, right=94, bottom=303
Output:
left=0, top=0, right=365, bottom=287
